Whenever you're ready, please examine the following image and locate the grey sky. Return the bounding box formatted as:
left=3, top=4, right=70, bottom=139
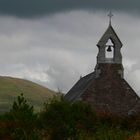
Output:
left=0, top=11, right=139, bottom=95
left=0, top=0, right=139, bottom=17
left=0, top=1, right=139, bottom=96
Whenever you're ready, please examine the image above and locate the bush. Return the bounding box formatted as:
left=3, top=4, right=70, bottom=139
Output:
left=0, top=94, right=139, bottom=140
left=39, top=98, right=97, bottom=140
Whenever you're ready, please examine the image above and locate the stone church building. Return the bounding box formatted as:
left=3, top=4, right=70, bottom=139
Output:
left=64, top=14, right=140, bottom=116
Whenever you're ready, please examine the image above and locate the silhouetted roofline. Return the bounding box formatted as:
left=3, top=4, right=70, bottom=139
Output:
left=64, top=72, right=95, bottom=102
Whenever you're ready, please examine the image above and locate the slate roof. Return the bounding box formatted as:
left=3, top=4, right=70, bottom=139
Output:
left=64, top=72, right=95, bottom=102
left=64, top=64, right=140, bottom=116
left=129, top=100, right=140, bottom=115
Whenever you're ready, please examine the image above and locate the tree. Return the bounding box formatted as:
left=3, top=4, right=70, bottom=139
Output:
left=7, top=93, right=39, bottom=140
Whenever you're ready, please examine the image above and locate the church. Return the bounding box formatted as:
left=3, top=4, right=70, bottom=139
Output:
left=64, top=13, right=140, bottom=116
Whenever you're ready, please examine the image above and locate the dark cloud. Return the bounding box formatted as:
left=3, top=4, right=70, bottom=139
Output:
left=0, top=0, right=139, bottom=18
left=0, top=11, right=140, bottom=94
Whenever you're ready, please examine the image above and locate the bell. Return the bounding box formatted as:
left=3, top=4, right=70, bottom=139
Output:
left=107, top=45, right=112, bottom=52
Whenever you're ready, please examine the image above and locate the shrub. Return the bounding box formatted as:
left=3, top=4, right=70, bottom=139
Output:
left=39, top=98, right=97, bottom=140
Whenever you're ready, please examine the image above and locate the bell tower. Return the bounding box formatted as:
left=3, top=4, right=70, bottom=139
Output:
left=65, top=12, right=140, bottom=116
left=95, top=12, right=124, bottom=78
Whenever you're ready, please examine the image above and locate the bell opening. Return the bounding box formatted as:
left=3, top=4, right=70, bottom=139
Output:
left=105, top=38, right=114, bottom=59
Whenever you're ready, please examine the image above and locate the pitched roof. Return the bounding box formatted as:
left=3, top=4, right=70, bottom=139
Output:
left=97, top=24, right=123, bottom=47
left=64, top=72, right=95, bottom=102
left=65, top=64, right=140, bottom=116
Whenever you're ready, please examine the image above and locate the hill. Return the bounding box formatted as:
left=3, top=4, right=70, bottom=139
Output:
left=0, top=76, right=56, bottom=113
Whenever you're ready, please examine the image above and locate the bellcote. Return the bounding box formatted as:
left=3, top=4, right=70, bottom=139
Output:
left=97, top=24, right=123, bottom=64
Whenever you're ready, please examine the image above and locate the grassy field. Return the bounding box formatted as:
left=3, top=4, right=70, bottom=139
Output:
left=0, top=76, right=56, bottom=112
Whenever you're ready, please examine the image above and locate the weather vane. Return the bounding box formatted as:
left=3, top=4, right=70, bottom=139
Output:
left=108, top=11, right=113, bottom=25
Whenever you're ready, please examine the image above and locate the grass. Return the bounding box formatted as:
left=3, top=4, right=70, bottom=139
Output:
left=0, top=76, right=56, bottom=112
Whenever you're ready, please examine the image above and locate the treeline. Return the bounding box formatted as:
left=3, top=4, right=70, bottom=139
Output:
left=0, top=94, right=140, bottom=140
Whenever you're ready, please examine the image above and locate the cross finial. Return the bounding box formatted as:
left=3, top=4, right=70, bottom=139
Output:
left=108, top=11, right=113, bottom=25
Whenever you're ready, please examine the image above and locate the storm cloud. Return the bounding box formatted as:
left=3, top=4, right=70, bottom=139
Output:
left=0, top=11, right=139, bottom=96
left=0, top=1, right=139, bottom=96
left=0, top=0, right=140, bottom=17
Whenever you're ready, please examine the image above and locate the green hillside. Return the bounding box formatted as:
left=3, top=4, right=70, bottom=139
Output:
left=0, top=76, right=56, bottom=113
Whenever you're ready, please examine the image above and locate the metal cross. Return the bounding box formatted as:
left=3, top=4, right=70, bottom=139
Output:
left=108, top=11, right=113, bottom=25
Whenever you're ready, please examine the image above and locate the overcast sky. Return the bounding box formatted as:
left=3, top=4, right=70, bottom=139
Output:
left=0, top=1, right=140, bottom=95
